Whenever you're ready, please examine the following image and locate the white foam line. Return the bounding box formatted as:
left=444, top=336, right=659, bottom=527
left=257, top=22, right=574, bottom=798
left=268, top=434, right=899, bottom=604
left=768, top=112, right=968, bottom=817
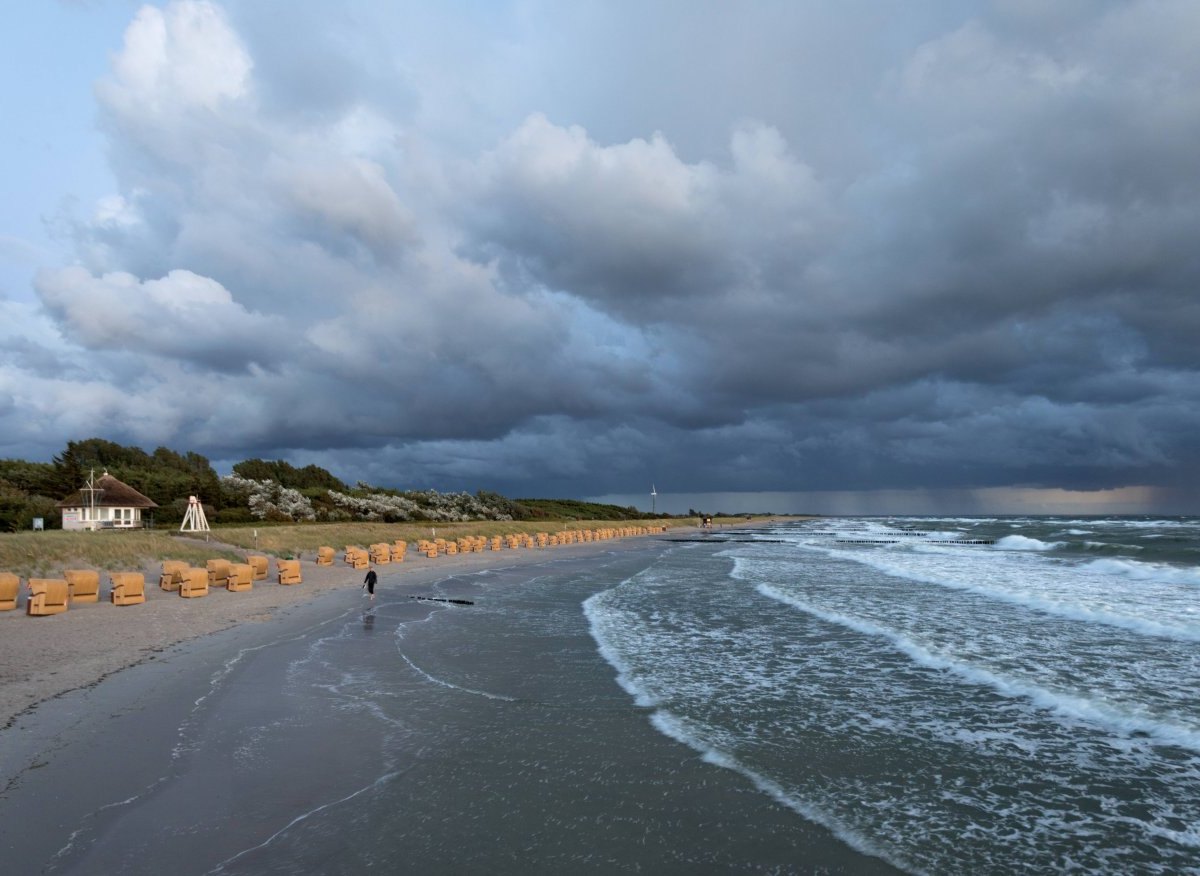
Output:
left=390, top=600, right=444, bottom=641
left=49, top=787, right=158, bottom=866
left=582, top=575, right=661, bottom=708
left=647, top=710, right=922, bottom=876
left=396, top=651, right=516, bottom=702
left=385, top=593, right=514, bottom=701
left=205, top=770, right=402, bottom=874
left=756, top=582, right=1200, bottom=752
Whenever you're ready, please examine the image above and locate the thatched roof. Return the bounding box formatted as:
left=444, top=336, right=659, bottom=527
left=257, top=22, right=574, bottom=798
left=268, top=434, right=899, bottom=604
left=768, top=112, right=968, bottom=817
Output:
left=56, top=472, right=159, bottom=509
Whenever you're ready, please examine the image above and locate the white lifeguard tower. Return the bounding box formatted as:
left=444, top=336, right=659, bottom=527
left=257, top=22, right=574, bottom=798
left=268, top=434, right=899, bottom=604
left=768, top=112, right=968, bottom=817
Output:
left=180, top=495, right=210, bottom=535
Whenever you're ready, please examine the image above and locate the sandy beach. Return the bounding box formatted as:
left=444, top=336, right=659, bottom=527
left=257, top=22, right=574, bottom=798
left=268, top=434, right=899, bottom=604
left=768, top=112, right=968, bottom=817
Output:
left=0, top=533, right=666, bottom=730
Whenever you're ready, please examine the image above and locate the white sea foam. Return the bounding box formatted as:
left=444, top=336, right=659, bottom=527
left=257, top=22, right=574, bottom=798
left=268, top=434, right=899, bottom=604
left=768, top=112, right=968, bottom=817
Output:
left=772, top=538, right=1200, bottom=642
left=994, top=535, right=1063, bottom=551
left=1137, top=807, right=1200, bottom=849
left=1129, top=519, right=1200, bottom=528
left=582, top=586, right=659, bottom=708
left=1083, top=541, right=1144, bottom=551
left=584, top=529, right=1200, bottom=872
left=755, top=581, right=1200, bottom=752
left=919, top=517, right=1001, bottom=524
left=1082, top=558, right=1200, bottom=586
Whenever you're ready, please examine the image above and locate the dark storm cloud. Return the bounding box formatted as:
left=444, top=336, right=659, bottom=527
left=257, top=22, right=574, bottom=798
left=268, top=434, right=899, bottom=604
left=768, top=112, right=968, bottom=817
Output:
left=3, top=0, right=1197, bottom=507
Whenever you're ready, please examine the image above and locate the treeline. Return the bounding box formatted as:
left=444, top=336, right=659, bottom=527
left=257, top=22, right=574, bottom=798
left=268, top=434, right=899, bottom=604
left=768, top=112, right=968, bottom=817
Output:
left=513, top=498, right=652, bottom=521
left=0, top=438, right=224, bottom=531
left=0, top=438, right=665, bottom=531
left=229, top=459, right=348, bottom=492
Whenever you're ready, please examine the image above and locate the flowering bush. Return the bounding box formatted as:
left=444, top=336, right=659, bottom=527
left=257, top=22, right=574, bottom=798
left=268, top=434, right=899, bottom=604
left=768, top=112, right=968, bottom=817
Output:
left=222, top=475, right=514, bottom=523
left=220, top=474, right=316, bottom=521
left=326, top=489, right=421, bottom=522
left=327, top=489, right=513, bottom=522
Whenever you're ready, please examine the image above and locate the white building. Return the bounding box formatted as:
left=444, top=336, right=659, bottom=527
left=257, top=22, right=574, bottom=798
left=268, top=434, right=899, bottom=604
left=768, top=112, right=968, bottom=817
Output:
left=56, top=471, right=158, bottom=530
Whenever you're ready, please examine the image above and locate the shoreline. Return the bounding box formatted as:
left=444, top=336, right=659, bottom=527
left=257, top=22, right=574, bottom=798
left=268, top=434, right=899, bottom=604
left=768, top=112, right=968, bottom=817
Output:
left=0, top=526, right=758, bottom=730
left=0, top=517, right=903, bottom=875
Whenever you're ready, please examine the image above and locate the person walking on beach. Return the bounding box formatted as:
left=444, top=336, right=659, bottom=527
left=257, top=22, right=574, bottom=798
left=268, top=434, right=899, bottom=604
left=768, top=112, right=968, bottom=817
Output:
left=363, top=569, right=377, bottom=601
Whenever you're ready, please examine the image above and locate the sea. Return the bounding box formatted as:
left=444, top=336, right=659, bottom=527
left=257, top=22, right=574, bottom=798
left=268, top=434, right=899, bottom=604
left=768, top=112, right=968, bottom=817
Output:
left=21, top=516, right=1200, bottom=875
left=586, top=516, right=1200, bottom=874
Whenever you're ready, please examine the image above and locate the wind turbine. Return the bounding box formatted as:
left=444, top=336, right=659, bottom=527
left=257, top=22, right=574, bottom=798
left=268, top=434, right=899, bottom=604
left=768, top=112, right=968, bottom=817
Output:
left=651, top=484, right=657, bottom=515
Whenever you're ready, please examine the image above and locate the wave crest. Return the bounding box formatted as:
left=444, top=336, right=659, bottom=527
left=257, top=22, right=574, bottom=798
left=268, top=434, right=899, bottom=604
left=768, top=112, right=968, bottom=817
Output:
left=994, top=535, right=1062, bottom=551
left=1083, top=558, right=1200, bottom=586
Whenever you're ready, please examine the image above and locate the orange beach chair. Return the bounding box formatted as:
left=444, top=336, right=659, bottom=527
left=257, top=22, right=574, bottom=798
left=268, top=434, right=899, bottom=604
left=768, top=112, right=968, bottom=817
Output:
left=110, top=572, right=146, bottom=606
left=226, top=564, right=253, bottom=592
left=27, top=579, right=69, bottom=616
left=247, top=555, right=269, bottom=581
left=277, top=560, right=302, bottom=585
left=179, top=568, right=209, bottom=598
left=64, top=570, right=100, bottom=603
left=0, top=573, right=20, bottom=611
left=160, top=560, right=188, bottom=592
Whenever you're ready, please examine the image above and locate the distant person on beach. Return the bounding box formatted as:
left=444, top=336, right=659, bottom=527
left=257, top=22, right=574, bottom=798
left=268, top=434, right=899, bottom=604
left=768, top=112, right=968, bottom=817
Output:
left=363, top=569, right=377, bottom=601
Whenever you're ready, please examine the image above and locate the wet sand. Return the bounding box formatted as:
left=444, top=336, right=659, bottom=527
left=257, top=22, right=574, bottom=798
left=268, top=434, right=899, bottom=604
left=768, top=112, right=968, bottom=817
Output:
left=0, top=537, right=662, bottom=730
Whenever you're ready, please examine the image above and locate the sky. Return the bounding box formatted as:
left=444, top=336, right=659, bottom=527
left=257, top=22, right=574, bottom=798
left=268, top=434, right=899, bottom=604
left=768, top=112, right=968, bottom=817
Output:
left=1, top=0, right=1197, bottom=515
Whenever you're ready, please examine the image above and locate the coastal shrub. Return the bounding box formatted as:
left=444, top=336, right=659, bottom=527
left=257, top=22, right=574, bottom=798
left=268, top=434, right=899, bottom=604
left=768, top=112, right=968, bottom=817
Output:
left=323, top=488, right=515, bottom=523
left=215, top=506, right=254, bottom=524
left=404, top=489, right=514, bottom=522
left=220, top=474, right=316, bottom=522
left=475, top=490, right=528, bottom=519
left=252, top=486, right=316, bottom=522
left=0, top=483, right=61, bottom=532
left=326, top=489, right=421, bottom=521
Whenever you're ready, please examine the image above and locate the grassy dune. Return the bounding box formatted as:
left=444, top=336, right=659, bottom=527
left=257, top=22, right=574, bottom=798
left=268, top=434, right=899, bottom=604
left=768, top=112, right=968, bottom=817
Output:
left=0, top=517, right=772, bottom=577
left=0, top=530, right=244, bottom=577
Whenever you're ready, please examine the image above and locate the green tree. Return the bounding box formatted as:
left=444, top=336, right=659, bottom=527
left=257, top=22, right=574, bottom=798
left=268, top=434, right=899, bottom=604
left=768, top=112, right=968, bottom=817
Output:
left=0, top=459, right=57, bottom=494
left=232, top=458, right=346, bottom=491
left=233, top=458, right=277, bottom=483
left=50, top=444, right=85, bottom=496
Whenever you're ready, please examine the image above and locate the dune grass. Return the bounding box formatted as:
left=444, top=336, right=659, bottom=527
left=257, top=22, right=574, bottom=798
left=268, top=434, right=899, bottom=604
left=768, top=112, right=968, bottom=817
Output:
left=0, top=516, right=778, bottom=578
left=0, top=530, right=244, bottom=578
